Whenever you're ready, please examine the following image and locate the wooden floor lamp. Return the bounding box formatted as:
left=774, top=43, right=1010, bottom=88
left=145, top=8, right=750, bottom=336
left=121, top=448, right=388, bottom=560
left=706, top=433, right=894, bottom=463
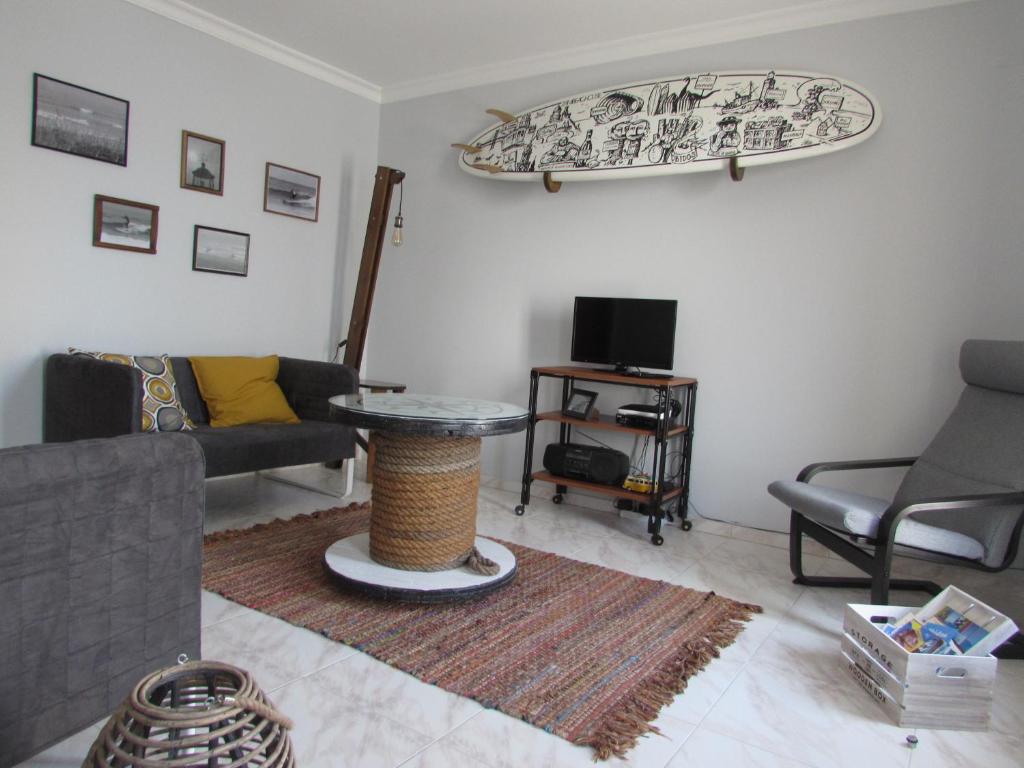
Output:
left=341, top=165, right=406, bottom=470
left=343, top=165, right=406, bottom=371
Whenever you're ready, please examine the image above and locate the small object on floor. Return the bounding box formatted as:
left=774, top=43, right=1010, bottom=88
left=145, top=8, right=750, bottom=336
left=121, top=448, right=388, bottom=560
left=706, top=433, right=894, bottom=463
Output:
left=906, top=734, right=919, bottom=749
left=84, top=658, right=294, bottom=767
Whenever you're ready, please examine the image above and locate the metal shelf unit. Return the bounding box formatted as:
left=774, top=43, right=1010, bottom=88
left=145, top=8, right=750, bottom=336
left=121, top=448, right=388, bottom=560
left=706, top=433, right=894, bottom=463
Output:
left=517, top=366, right=697, bottom=545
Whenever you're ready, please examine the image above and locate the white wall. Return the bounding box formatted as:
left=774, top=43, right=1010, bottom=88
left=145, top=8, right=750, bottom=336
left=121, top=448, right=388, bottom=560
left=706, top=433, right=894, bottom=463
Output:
left=374, top=0, right=1024, bottom=530
left=0, top=0, right=379, bottom=447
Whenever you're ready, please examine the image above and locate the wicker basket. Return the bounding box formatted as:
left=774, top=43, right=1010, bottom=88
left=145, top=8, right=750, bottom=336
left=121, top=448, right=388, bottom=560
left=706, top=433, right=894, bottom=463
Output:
left=83, top=659, right=294, bottom=767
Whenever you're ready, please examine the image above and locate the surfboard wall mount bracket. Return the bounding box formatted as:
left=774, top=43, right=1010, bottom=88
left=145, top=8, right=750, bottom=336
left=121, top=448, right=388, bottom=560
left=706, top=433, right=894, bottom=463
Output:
left=729, top=157, right=744, bottom=182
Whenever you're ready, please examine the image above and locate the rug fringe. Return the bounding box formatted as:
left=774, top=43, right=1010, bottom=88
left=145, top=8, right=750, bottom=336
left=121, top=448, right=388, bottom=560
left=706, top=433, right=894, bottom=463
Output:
left=583, top=601, right=762, bottom=761
left=202, top=502, right=368, bottom=544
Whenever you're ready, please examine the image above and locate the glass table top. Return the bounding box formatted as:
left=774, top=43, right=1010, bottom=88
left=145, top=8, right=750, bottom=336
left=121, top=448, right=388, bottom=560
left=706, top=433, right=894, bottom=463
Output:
left=328, top=393, right=528, bottom=436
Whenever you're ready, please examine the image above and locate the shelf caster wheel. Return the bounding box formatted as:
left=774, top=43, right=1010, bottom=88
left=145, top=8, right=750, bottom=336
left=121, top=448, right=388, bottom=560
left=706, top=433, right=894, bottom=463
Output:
left=514, top=504, right=525, bottom=516
left=680, top=520, right=693, bottom=532
left=552, top=494, right=563, bottom=505
left=651, top=534, right=664, bottom=546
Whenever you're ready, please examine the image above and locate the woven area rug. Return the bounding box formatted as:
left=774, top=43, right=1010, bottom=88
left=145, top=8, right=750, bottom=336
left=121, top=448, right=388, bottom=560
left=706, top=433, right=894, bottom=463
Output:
left=203, top=503, right=761, bottom=760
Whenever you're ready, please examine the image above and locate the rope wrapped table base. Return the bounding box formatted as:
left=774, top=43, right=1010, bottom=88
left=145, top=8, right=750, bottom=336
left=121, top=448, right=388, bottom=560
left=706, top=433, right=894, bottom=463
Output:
left=325, top=393, right=527, bottom=600
left=83, top=659, right=294, bottom=767
left=369, top=432, right=498, bottom=575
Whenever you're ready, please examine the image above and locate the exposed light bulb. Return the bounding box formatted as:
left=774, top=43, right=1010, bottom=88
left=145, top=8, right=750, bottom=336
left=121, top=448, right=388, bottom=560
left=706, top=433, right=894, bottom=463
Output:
left=391, top=214, right=403, bottom=246
left=391, top=179, right=404, bottom=246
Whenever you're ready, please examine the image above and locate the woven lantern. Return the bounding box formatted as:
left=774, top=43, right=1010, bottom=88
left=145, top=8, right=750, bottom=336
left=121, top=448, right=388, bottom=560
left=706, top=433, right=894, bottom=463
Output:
left=83, top=658, right=294, bottom=767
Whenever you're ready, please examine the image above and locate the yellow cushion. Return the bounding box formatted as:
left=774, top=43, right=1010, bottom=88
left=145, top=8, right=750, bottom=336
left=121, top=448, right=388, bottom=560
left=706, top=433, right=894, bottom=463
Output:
left=189, top=355, right=300, bottom=428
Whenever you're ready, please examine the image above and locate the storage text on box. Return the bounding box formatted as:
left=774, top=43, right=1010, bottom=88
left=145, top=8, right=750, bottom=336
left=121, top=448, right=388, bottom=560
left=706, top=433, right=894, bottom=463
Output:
left=847, top=628, right=896, bottom=673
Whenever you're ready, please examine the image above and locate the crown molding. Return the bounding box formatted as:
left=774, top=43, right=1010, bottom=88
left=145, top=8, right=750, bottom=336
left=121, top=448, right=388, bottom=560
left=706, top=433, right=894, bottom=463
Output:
left=121, top=0, right=382, bottom=103
left=121, top=0, right=973, bottom=105
left=381, top=0, right=973, bottom=103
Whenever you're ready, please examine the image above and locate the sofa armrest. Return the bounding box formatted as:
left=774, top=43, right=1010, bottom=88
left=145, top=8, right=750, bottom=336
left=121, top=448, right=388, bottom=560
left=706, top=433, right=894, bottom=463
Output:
left=44, top=353, right=143, bottom=442
left=0, top=432, right=205, bottom=767
left=277, top=357, right=359, bottom=421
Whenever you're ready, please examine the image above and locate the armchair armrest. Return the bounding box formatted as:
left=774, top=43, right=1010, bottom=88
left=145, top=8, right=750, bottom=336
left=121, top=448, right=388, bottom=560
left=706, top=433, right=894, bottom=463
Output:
left=44, top=353, right=143, bottom=442
left=797, top=457, right=918, bottom=483
left=878, top=491, right=1024, bottom=564
left=277, top=357, right=358, bottom=421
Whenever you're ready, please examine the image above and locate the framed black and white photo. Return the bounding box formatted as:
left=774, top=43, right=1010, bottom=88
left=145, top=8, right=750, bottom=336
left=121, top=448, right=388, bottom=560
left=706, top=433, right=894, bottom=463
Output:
left=563, top=388, right=598, bottom=420
left=93, top=195, right=158, bottom=254
left=180, top=130, right=225, bottom=195
left=263, top=162, right=320, bottom=222
left=32, top=74, right=129, bottom=166
left=192, top=225, right=249, bottom=277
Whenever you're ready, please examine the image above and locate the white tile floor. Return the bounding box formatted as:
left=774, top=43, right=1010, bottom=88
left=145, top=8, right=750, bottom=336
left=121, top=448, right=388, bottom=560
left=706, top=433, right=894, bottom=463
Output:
left=22, top=465, right=1024, bottom=768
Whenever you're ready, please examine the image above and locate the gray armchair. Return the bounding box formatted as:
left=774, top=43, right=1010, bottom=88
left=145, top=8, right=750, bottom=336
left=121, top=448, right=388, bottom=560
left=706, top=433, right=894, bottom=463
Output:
left=0, top=433, right=204, bottom=767
left=768, top=340, right=1024, bottom=638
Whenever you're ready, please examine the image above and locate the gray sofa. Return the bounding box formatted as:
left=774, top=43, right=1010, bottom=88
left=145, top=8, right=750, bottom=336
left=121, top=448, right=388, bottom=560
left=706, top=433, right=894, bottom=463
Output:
left=44, top=354, right=358, bottom=477
left=0, top=433, right=204, bottom=768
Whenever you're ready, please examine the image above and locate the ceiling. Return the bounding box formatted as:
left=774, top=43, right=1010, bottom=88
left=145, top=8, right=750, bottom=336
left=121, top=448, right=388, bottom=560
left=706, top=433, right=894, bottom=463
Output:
left=126, top=0, right=968, bottom=101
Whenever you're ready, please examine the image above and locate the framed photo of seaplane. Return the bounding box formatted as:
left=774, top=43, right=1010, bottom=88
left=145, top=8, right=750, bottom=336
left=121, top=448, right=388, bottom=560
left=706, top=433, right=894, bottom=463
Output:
left=92, top=195, right=158, bottom=254
left=180, top=130, right=225, bottom=195
left=263, top=162, right=320, bottom=222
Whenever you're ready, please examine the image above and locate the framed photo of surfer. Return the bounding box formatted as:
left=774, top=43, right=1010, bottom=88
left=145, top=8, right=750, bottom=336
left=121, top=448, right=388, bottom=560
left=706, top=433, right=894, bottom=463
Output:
left=192, top=225, right=249, bottom=277
left=32, top=74, right=129, bottom=166
left=92, top=195, right=158, bottom=254
left=263, top=162, right=320, bottom=222
left=180, top=130, right=225, bottom=195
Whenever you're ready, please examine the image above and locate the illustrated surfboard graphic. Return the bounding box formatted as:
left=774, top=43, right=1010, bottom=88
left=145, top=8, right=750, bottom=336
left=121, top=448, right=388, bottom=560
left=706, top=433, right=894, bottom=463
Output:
left=455, top=70, right=880, bottom=184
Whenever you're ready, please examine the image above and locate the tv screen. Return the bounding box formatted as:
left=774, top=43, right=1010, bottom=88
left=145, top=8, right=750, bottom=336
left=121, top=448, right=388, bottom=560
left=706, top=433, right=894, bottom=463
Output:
left=571, top=297, right=677, bottom=372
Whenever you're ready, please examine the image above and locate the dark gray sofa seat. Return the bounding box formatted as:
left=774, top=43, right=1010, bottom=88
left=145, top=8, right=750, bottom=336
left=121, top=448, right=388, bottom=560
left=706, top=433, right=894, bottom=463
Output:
left=44, top=354, right=358, bottom=478
left=0, top=433, right=204, bottom=768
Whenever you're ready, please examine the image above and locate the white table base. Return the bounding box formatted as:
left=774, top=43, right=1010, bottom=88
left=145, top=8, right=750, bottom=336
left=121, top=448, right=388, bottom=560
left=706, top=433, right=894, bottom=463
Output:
left=324, top=533, right=517, bottom=602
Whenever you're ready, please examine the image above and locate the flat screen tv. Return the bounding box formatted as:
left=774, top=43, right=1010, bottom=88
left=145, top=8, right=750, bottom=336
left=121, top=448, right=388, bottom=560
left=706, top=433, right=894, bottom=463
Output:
left=571, top=297, right=677, bottom=373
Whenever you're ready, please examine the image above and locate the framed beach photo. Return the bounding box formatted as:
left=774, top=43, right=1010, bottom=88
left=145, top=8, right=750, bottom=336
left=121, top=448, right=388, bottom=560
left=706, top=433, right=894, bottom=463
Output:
left=263, top=162, right=320, bottom=222
left=32, top=74, right=128, bottom=166
left=180, top=130, right=225, bottom=194
left=192, top=225, right=250, bottom=277
left=93, top=195, right=158, bottom=254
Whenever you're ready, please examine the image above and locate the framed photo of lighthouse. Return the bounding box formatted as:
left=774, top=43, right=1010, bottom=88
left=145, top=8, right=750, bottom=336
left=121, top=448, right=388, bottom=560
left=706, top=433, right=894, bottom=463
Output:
left=180, top=130, right=225, bottom=195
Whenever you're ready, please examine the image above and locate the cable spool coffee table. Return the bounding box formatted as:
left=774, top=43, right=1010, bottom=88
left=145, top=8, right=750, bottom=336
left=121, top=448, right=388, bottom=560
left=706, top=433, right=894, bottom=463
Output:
left=326, top=393, right=528, bottom=602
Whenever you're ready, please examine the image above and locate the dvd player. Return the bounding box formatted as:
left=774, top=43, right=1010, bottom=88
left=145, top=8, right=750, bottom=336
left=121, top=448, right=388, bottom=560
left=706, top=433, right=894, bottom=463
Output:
left=615, top=403, right=664, bottom=427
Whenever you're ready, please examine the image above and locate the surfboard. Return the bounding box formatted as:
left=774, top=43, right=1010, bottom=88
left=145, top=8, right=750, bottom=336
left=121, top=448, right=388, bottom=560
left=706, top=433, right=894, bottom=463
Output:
left=454, top=70, right=879, bottom=187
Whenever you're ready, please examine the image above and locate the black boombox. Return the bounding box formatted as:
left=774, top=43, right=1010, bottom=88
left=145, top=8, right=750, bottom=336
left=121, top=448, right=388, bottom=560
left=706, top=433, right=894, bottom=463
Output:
left=542, top=443, right=630, bottom=487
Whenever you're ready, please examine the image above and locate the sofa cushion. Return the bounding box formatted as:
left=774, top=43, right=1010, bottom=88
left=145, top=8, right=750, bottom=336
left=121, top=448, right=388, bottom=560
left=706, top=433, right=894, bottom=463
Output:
left=187, top=421, right=353, bottom=477
left=69, top=349, right=193, bottom=432
left=189, top=355, right=299, bottom=428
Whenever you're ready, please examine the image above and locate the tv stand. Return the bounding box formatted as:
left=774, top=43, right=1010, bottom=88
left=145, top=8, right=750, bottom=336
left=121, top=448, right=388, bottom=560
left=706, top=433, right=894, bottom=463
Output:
left=516, top=365, right=698, bottom=544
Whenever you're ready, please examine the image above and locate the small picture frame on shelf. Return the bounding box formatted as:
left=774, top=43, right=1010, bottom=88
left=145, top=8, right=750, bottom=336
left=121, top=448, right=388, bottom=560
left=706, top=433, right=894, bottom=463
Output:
left=563, top=388, right=598, bottom=420
left=180, top=130, right=225, bottom=194
left=92, top=195, right=158, bottom=254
